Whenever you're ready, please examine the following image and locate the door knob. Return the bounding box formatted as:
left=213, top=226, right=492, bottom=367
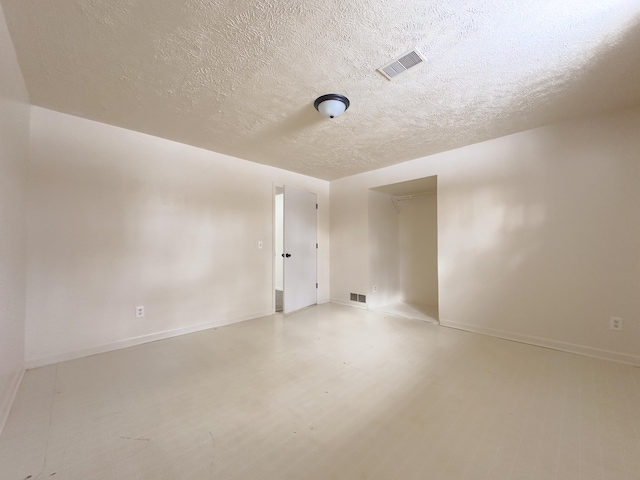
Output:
left=285, top=253, right=291, bottom=258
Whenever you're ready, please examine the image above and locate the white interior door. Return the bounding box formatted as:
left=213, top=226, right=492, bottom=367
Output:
left=283, top=185, right=317, bottom=314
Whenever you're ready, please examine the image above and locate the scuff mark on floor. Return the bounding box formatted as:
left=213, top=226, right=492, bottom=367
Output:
left=119, top=436, right=150, bottom=441
left=208, top=431, right=216, bottom=478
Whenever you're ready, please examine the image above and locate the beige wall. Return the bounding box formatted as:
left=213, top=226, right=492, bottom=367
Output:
left=398, top=194, right=438, bottom=306
left=26, top=107, right=330, bottom=366
left=330, top=181, right=369, bottom=304
left=0, top=3, right=29, bottom=432
left=367, top=191, right=400, bottom=308
left=331, top=107, right=640, bottom=364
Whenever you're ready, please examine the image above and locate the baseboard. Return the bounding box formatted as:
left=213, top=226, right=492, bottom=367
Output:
left=0, top=367, right=25, bottom=437
left=330, top=298, right=368, bottom=309
left=440, top=319, right=640, bottom=366
left=25, top=309, right=274, bottom=369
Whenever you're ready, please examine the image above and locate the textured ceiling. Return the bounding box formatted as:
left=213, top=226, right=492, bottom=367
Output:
left=3, top=0, right=640, bottom=180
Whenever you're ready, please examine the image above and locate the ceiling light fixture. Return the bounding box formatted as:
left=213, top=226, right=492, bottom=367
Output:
left=314, top=94, right=350, bottom=119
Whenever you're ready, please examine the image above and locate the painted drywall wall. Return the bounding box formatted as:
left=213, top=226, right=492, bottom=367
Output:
left=26, top=107, right=330, bottom=366
left=398, top=194, right=438, bottom=306
left=331, top=106, right=640, bottom=364
left=367, top=190, right=400, bottom=308
left=330, top=181, right=369, bottom=306
left=0, top=3, right=29, bottom=433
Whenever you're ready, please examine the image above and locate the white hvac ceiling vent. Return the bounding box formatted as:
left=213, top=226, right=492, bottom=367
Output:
left=377, top=48, right=426, bottom=80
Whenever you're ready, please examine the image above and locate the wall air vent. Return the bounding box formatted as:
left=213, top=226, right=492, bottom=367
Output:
left=377, top=48, right=426, bottom=80
left=350, top=293, right=367, bottom=304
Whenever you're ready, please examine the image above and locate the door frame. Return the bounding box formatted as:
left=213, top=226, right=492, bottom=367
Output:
left=272, top=183, right=318, bottom=314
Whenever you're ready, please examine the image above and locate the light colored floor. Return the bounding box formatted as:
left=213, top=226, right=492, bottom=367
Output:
left=372, top=300, right=439, bottom=324
left=1, top=303, right=639, bottom=480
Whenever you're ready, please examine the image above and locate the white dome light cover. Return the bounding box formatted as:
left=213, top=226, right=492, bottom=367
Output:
left=314, top=94, right=350, bottom=119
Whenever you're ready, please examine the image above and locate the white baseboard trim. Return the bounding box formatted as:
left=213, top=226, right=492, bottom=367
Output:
left=440, top=319, right=640, bottom=366
left=330, top=298, right=368, bottom=309
left=0, top=367, right=25, bottom=437
left=25, top=309, right=274, bottom=369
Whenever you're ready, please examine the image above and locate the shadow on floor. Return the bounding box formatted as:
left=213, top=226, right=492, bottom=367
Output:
left=372, top=301, right=439, bottom=324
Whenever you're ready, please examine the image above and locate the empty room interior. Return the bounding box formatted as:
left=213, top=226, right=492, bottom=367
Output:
left=1, top=1, right=640, bottom=479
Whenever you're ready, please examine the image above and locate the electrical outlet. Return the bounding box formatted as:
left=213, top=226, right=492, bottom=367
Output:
left=609, top=317, right=622, bottom=331
left=136, top=306, right=145, bottom=318
left=372, top=285, right=377, bottom=292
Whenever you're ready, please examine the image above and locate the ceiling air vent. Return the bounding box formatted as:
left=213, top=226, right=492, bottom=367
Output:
left=377, top=48, right=426, bottom=80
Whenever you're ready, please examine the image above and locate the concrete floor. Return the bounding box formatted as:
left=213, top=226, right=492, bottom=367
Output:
left=372, top=301, right=439, bottom=324
left=1, top=303, right=639, bottom=480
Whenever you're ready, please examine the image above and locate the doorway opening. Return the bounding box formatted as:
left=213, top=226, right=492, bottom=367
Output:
left=368, top=176, right=439, bottom=323
left=274, top=185, right=318, bottom=314
left=275, top=187, right=284, bottom=312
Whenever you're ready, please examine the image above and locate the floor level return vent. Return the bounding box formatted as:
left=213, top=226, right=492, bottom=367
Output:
left=350, top=293, right=367, bottom=303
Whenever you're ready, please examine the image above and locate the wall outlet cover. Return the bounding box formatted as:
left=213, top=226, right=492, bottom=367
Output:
left=609, top=317, right=622, bottom=331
